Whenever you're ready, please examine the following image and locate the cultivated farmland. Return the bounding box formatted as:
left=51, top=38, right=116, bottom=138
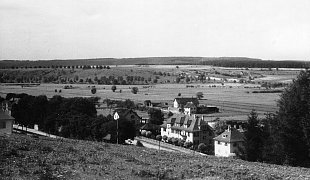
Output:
left=0, top=65, right=299, bottom=115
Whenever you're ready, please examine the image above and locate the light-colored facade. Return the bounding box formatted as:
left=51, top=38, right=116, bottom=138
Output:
left=173, top=97, right=199, bottom=109
left=161, top=114, right=214, bottom=146
left=214, top=126, right=244, bottom=157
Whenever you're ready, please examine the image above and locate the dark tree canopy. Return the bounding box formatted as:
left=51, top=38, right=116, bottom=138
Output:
left=131, top=87, right=138, bottom=94
left=148, top=108, right=164, bottom=125
left=276, top=69, right=310, bottom=166
left=244, top=110, right=263, bottom=162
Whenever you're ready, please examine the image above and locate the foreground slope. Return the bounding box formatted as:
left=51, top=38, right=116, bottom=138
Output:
left=1, top=134, right=309, bottom=180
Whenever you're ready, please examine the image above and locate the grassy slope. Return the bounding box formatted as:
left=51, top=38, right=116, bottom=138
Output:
left=1, top=134, right=310, bottom=180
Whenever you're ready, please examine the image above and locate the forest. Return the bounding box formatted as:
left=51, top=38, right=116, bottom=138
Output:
left=1, top=57, right=309, bottom=69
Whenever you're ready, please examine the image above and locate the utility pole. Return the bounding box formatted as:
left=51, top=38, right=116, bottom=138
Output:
left=114, top=112, right=120, bottom=144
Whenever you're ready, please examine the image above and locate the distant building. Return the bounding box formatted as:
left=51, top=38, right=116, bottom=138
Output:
left=113, top=108, right=141, bottom=126
left=173, top=97, right=199, bottom=109
left=0, top=109, right=15, bottom=135
left=184, top=102, right=197, bottom=115
left=161, top=114, right=214, bottom=146
left=214, top=126, right=244, bottom=157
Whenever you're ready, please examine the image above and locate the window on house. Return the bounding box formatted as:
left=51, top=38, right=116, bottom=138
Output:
left=222, top=134, right=228, bottom=138
left=0, top=122, right=6, bottom=129
left=217, top=141, right=220, bottom=145
left=225, top=143, right=228, bottom=146
left=163, top=128, right=166, bottom=132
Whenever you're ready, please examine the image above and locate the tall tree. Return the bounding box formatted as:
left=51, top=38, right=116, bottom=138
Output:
left=148, top=108, right=164, bottom=125
left=244, top=110, right=263, bottom=162
left=276, top=69, right=310, bottom=166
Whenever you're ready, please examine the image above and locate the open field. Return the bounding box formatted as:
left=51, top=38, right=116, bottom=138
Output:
left=1, top=134, right=310, bottom=180
left=1, top=65, right=300, bottom=116
left=1, top=82, right=281, bottom=115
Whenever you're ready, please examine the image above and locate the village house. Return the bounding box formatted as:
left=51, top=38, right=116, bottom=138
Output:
left=144, top=100, right=169, bottom=110
left=160, top=114, right=214, bottom=146
left=173, top=97, right=199, bottom=109
left=113, top=108, right=141, bottom=126
left=184, top=102, right=197, bottom=115
left=214, top=126, right=244, bottom=157
left=0, top=109, right=15, bottom=135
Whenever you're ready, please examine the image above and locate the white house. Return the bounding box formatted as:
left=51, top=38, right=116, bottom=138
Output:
left=161, top=114, right=214, bottom=146
left=173, top=97, right=199, bottom=109
left=0, top=109, right=14, bottom=135
left=214, top=126, right=244, bottom=157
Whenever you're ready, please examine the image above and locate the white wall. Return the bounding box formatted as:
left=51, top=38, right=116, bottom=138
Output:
left=173, top=100, right=178, bottom=108
left=214, top=141, right=231, bottom=157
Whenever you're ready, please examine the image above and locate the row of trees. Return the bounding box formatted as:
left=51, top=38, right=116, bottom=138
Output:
left=200, top=59, right=309, bottom=68
left=242, top=69, right=310, bottom=167
left=0, top=72, right=159, bottom=85
left=2, top=65, right=111, bottom=70
left=6, top=94, right=136, bottom=143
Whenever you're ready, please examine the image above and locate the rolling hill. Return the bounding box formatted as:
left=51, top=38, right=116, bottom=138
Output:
left=1, top=134, right=309, bottom=179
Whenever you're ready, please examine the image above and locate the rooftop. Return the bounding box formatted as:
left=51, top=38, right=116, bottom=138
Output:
left=0, top=109, right=15, bottom=121
left=214, top=127, right=244, bottom=143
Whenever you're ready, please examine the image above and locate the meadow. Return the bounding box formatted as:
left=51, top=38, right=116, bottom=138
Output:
left=1, top=133, right=310, bottom=179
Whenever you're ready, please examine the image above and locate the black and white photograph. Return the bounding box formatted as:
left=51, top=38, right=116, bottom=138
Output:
left=1, top=0, right=310, bottom=179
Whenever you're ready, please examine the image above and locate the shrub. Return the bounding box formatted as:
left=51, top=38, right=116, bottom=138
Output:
left=198, top=143, right=207, bottom=153
left=162, top=135, right=168, bottom=141
left=111, top=85, right=117, bottom=92
left=136, top=140, right=143, bottom=147
left=171, top=138, right=179, bottom=146
left=178, top=139, right=185, bottom=147
left=91, top=87, right=96, bottom=94
left=167, top=137, right=173, bottom=144
left=156, top=135, right=162, bottom=141
left=150, top=134, right=155, bottom=139
left=131, top=87, right=139, bottom=94
left=141, top=130, right=147, bottom=137
left=184, top=141, right=193, bottom=148
left=145, top=131, right=152, bottom=138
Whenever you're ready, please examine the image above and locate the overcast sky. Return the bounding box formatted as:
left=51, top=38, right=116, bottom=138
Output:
left=0, top=0, right=309, bottom=60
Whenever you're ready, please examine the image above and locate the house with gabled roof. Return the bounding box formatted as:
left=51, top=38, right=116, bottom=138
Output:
left=0, top=109, right=14, bottom=135
left=173, top=97, right=199, bottom=109
left=161, top=114, right=214, bottom=146
left=214, top=126, right=245, bottom=157
left=184, top=102, right=197, bottom=115
left=113, top=108, right=141, bottom=126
